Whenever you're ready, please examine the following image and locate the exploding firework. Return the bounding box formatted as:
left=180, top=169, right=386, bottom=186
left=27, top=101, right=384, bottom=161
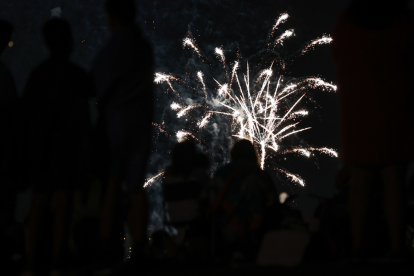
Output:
left=145, top=13, right=337, bottom=187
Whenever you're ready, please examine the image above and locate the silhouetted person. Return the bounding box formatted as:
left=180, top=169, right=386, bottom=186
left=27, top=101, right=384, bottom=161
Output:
left=204, top=139, right=278, bottom=263
left=91, top=0, right=154, bottom=268
left=0, top=18, right=19, bottom=270
left=0, top=20, right=17, bottom=182
left=160, top=140, right=210, bottom=258
left=332, top=0, right=414, bottom=261
left=22, top=18, right=91, bottom=274
left=165, top=140, right=210, bottom=180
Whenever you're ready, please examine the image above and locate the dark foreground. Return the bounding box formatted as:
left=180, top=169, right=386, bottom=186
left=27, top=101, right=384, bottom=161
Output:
left=27, top=260, right=410, bottom=276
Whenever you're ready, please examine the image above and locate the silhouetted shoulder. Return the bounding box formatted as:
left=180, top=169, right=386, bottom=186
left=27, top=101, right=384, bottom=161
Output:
left=34, top=58, right=87, bottom=79
left=23, top=57, right=89, bottom=100
left=214, top=160, right=258, bottom=178
left=91, top=24, right=153, bottom=100
left=0, top=60, right=17, bottom=105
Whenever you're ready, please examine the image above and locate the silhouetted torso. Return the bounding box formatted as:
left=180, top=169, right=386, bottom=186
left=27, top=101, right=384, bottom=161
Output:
left=163, top=165, right=209, bottom=225
left=23, top=55, right=90, bottom=192
left=205, top=160, right=278, bottom=260
left=0, top=60, right=17, bottom=108
left=91, top=24, right=154, bottom=190
left=332, top=12, right=414, bottom=165
left=0, top=60, right=18, bottom=185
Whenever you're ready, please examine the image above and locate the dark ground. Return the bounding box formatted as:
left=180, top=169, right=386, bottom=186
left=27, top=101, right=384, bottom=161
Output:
left=64, top=261, right=414, bottom=276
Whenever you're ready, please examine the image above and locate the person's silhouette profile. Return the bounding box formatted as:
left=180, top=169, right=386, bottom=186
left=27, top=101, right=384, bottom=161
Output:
left=91, top=0, right=154, bottom=268
left=23, top=18, right=91, bottom=273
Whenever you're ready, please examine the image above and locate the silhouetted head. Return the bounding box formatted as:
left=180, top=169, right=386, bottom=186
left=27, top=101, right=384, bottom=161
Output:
left=170, top=140, right=197, bottom=177
left=0, top=19, right=13, bottom=55
left=194, top=152, right=210, bottom=170
left=347, top=0, right=409, bottom=29
left=104, top=0, right=136, bottom=32
left=230, top=139, right=258, bottom=165
left=171, top=140, right=196, bottom=166
left=42, top=18, right=73, bottom=57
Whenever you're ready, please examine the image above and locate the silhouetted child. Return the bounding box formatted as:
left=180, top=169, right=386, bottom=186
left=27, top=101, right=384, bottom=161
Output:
left=22, top=18, right=91, bottom=274
left=203, top=139, right=279, bottom=263
left=0, top=20, right=17, bottom=187
left=159, top=140, right=210, bottom=259
left=0, top=18, right=21, bottom=272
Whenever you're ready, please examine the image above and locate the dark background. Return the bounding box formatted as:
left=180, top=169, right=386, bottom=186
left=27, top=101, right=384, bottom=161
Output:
left=0, top=0, right=379, bottom=223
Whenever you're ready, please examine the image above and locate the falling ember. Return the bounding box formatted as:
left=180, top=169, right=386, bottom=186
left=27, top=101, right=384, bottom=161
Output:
left=198, top=113, right=212, bottom=128
left=176, top=131, right=188, bottom=142
left=170, top=102, right=182, bottom=111
left=275, top=123, right=300, bottom=137
left=289, top=110, right=309, bottom=119
left=260, top=141, right=266, bottom=171
left=283, top=147, right=338, bottom=158
left=279, top=127, right=312, bottom=141
left=304, top=77, right=337, bottom=91
left=257, top=68, right=273, bottom=83
left=311, top=147, right=338, bottom=158
left=152, top=122, right=168, bottom=135
left=273, top=29, right=294, bottom=47
left=154, top=72, right=176, bottom=84
left=276, top=168, right=305, bottom=186
left=154, top=73, right=182, bottom=100
left=176, top=130, right=196, bottom=142
left=151, top=12, right=337, bottom=187
left=215, top=47, right=225, bottom=62
left=217, top=83, right=228, bottom=96
left=143, top=172, right=165, bottom=188
left=272, top=13, right=289, bottom=31
left=197, top=71, right=207, bottom=99
left=230, top=61, right=239, bottom=89
left=177, top=105, right=197, bottom=118
left=183, top=35, right=204, bottom=61
left=300, top=35, right=333, bottom=55
left=289, top=148, right=312, bottom=157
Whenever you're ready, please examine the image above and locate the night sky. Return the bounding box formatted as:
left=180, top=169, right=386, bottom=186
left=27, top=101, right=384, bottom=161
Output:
left=0, top=0, right=364, bottom=223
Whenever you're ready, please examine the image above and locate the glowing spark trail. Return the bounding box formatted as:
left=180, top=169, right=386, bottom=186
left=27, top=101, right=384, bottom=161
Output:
left=197, top=71, right=207, bottom=99
left=272, top=13, right=289, bottom=31
left=144, top=172, right=165, bottom=188
left=273, top=29, right=294, bottom=47
left=291, top=148, right=312, bottom=157
left=300, top=36, right=333, bottom=55
left=283, top=147, right=339, bottom=158
left=177, top=105, right=197, bottom=118
left=289, top=110, right=309, bottom=119
left=152, top=122, right=168, bottom=135
left=151, top=13, right=337, bottom=187
left=276, top=168, right=305, bottom=186
left=154, top=73, right=179, bottom=84
left=311, top=147, right=338, bottom=157
left=176, top=130, right=199, bottom=143
left=198, top=113, right=212, bottom=128
left=183, top=35, right=206, bottom=62
left=215, top=47, right=225, bottom=63
left=217, top=83, right=228, bottom=96
left=279, top=127, right=312, bottom=140
left=154, top=73, right=182, bottom=100
left=304, top=77, right=337, bottom=91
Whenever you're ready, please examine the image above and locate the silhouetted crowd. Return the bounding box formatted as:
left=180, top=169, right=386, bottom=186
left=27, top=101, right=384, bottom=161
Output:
left=1, top=0, right=414, bottom=275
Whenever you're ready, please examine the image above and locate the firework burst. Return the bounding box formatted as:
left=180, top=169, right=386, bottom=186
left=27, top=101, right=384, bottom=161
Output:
left=145, top=13, right=337, bottom=187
